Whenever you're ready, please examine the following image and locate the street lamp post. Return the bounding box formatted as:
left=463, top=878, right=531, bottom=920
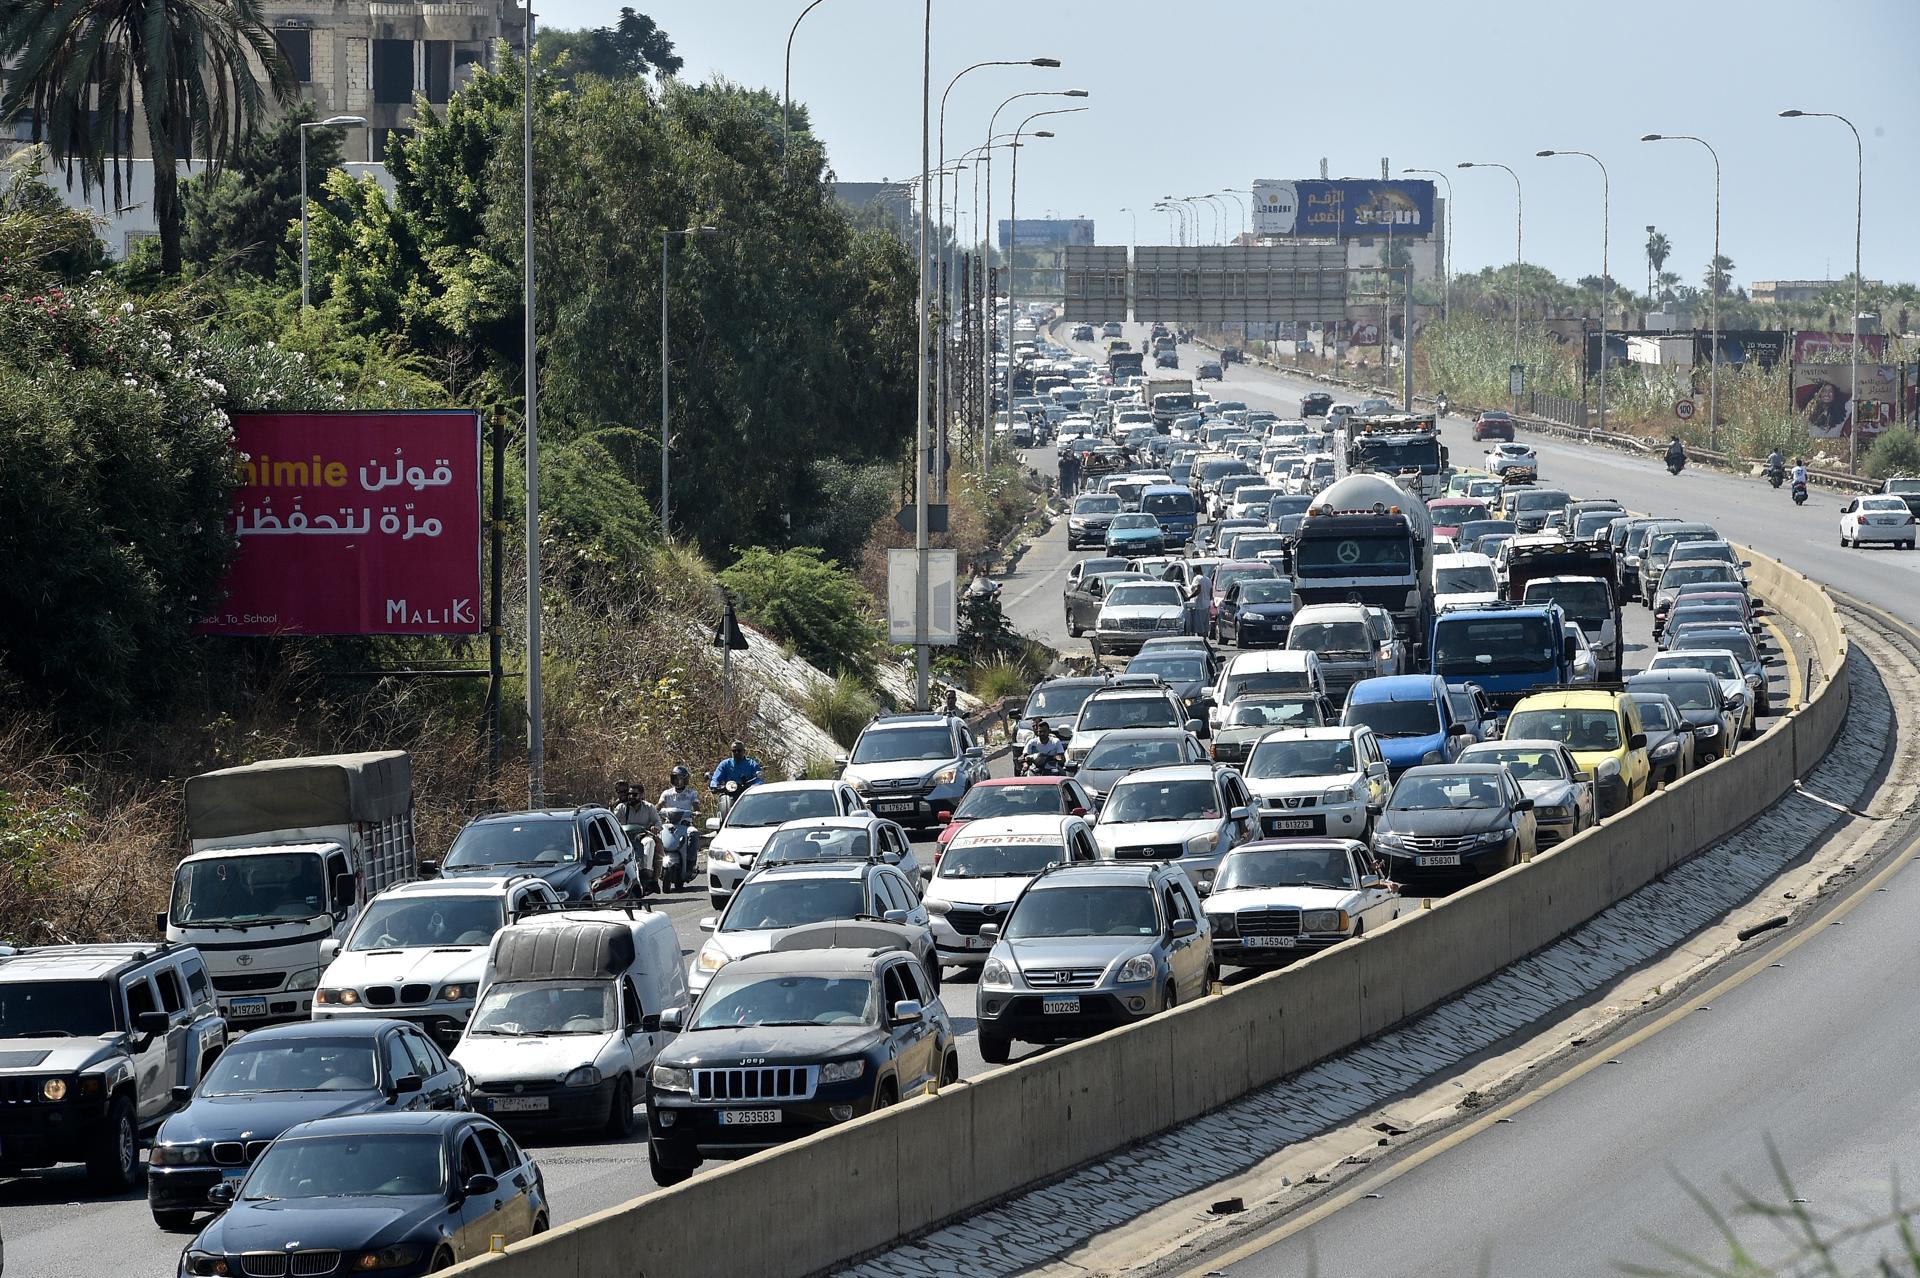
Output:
left=1641, top=133, right=1721, bottom=449
left=1402, top=167, right=1453, bottom=323
left=521, top=7, right=544, bottom=803
left=1458, top=161, right=1523, bottom=401
left=1781, top=109, right=1864, bottom=471
left=660, top=226, right=718, bottom=533
left=1007, top=106, right=1085, bottom=411
left=1216, top=190, right=1247, bottom=242
left=299, top=114, right=366, bottom=309
left=1154, top=202, right=1178, bottom=245
left=969, top=134, right=1016, bottom=477
left=1538, top=149, right=1611, bottom=434
left=781, top=0, right=830, bottom=179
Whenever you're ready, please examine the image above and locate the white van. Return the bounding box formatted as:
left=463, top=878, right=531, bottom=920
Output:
left=1209, top=650, right=1328, bottom=728
left=453, top=907, right=687, bottom=1138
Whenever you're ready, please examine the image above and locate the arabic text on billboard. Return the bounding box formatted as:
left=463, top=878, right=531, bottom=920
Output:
left=1791, top=364, right=1900, bottom=441
left=998, top=218, right=1095, bottom=250
left=1251, top=180, right=1435, bottom=237
left=200, top=411, right=484, bottom=635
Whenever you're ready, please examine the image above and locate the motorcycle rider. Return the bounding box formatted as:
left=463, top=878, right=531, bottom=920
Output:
left=1765, top=447, right=1786, bottom=479
left=1666, top=436, right=1688, bottom=472
left=1022, top=720, right=1068, bottom=775
left=658, top=765, right=701, bottom=872
left=709, top=740, right=764, bottom=799
left=613, top=781, right=662, bottom=891
left=1791, top=457, right=1810, bottom=488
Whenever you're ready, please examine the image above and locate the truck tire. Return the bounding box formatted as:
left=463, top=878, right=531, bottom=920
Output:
left=88, top=1093, right=140, bottom=1190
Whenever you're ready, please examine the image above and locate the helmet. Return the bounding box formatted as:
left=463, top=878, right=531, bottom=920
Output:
left=670, top=765, right=690, bottom=786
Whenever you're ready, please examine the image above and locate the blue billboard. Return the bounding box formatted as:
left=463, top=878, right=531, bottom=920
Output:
left=998, top=218, right=1096, bottom=249
left=1252, top=179, right=1436, bottom=238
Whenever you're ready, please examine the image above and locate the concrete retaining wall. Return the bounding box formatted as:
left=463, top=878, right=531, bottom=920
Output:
left=453, top=548, right=1849, bottom=1278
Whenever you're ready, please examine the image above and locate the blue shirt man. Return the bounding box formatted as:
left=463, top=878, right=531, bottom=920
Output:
left=709, top=741, right=764, bottom=791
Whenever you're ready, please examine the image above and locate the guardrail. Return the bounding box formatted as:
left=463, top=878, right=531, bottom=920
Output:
left=450, top=540, right=1848, bottom=1278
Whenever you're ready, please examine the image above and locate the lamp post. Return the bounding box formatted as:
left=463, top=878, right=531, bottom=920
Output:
left=660, top=226, right=718, bottom=533
left=1781, top=109, right=1864, bottom=470
left=1402, top=167, right=1453, bottom=323
left=1160, top=197, right=1187, bottom=246
left=1538, top=149, right=1611, bottom=434
left=1641, top=133, right=1721, bottom=449
left=1192, top=194, right=1222, bottom=244
left=521, top=8, right=542, bottom=804
left=781, top=0, right=830, bottom=179
left=1458, top=161, right=1523, bottom=399
left=299, top=114, right=366, bottom=309
left=1119, top=205, right=1137, bottom=250
left=1216, top=189, right=1247, bottom=242
left=970, top=134, right=1017, bottom=476
left=1007, top=107, right=1084, bottom=414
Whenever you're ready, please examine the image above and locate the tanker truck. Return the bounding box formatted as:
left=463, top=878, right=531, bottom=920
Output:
left=1293, top=473, right=1436, bottom=661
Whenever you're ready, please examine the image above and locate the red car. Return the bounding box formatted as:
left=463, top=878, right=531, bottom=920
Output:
left=1473, top=411, right=1516, bottom=441
left=933, top=776, right=1097, bottom=855
left=1427, top=498, right=1493, bottom=542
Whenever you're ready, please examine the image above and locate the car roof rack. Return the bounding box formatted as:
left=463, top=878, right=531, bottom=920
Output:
left=518, top=897, right=651, bottom=916
left=1512, top=681, right=1629, bottom=696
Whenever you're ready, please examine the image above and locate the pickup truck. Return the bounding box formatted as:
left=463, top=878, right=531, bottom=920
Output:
left=1506, top=537, right=1624, bottom=679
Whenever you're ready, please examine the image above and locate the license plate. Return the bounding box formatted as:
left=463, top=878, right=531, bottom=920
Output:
left=1042, top=997, right=1081, bottom=1015
left=1266, top=818, right=1315, bottom=832
left=1415, top=854, right=1462, bottom=867
left=874, top=800, right=916, bottom=815
left=719, top=1108, right=782, bottom=1126
left=1245, top=935, right=1297, bottom=949
left=228, top=997, right=268, bottom=1018
left=965, top=935, right=987, bottom=950
left=490, top=1096, right=548, bottom=1113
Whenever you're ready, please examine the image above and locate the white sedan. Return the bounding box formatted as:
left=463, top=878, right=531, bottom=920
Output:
left=1839, top=495, right=1917, bottom=549
left=1201, top=838, right=1400, bottom=966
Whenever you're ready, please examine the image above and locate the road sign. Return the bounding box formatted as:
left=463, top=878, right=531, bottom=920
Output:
left=711, top=599, right=749, bottom=651
left=1508, top=364, right=1526, bottom=396
left=1062, top=246, right=1129, bottom=322
left=895, top=503, right=949, bottom=535
left=1132, top=244, right=1346, bottom=324
left=887, top=549, right=957, bottom=646
left=1674, top=398, right=1696, bottom=421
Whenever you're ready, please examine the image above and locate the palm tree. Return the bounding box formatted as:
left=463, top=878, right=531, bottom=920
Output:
left=0, top=0, right=294, bottom=276
left=1645, top=229, right=1671, bottom=299
left=1704, top=253, right=1735, bottom=298
left=1655, top=270, right=1681, bottom=302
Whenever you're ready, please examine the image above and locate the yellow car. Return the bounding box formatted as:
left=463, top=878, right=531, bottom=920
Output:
left=1445, top=468, right=1493, bottom=497
left=1503, top=689, right=1651, bottom=818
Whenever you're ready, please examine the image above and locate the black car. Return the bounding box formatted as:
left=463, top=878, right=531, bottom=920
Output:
left=1667, top=627, right=1770, bottom=715
left=1627, top=691, right=1696, bottom=788
left=1155, top=350, right=1179, bottom=369
left=1626, top=670, right=1734, bottom=764
left=1371, top=764, right=1536, bottom=885
left=1301, top=392, right=1334, bottom=417
left=181, top=1112, right=547, bottom=1278
left=646, top=940, right=956, bottom=1186
left=1216, top=577, right=1298, bottom=649
left=1123, top=645, right=1215, bottom=725
left=150, top=1019, right=471, bottom=1230
left=1197, top=361, right=1223, bottom=381
left=436, top=807, right=639, bottom=903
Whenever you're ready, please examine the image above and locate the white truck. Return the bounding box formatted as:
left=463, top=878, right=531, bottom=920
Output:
left=1144, top=376, right=1197, bottom=429
left=164, top=751, right=417, bottom=1029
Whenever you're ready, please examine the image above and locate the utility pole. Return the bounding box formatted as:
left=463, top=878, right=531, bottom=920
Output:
left=522, top=5, right=543, bottom=805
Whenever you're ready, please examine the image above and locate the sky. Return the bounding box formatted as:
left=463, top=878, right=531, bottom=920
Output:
left=536, top=0, right=1920, bottom=292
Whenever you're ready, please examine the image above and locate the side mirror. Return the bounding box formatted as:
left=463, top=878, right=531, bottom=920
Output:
left=1186, top=719, right=1205, bottom=735
left=1562, top=637, right=1578, bottom=662
left=965, top=747, right=986, bottom=761
left=1056, top=726, right=1073, bottom=741
left=936, top=809, right=953, bottom=824
left=461, top=1174, right=499, bottom=1199
left=1360, top=874, right=1385, bottom=888
left=698, top=916, right=719, bottom=933
left=891, top=999, right=924, bottom=1026
left=882, top=909, right=910, bottom=925
left=1070, top=805, right=1088, bottom=817
left=135, top=1010, right=171, bottom=1037
left=1170, top=917, right=1199, bottom=939
left=154, top=911, right=168, bottom=935
left=1514, top=797, right=1535, bottom=812
left=589, top=847, right=613, bottom=866
left=1575, top=771, right=1592, bottom=783
left=208, top=1181, right=237, bottom=1207
left=833, top=755, right=850, bottom=770
left=392, top=1073, right=424, bottom=1096
left=640, top=1013, right=662, bottom=1034
left=170, top=1084, right=193, bottom=1106
left=923, top=899, right=951, bottom=916
left=1447, top=722, right=1472, bottom=737
left=332, top=873, right=356, bottom=908
left=660, top=1007, right=685, bottom=1033
left=417, top=860, right=441, bottom=879
left=1065, top=762, right=1081, bottom=775
left=978, top=923, right=1001, bottom=942
left=318, top=937, right=342, bottom=963
left=704, top=818, right=721, bottom=833
left=1629, top=733, right=1648, bottom=750
left=1228, top=805, right=1252, bottom=822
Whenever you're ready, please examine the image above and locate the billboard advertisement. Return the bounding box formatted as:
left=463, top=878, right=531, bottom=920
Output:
left=998, top=218, right=1095, bottom=249
left=199, top=410, right=484, bottom=635
left=1252, top=179, right=1436, bottom=237
left=1792, top=330, right=1886, bottom=362
left=1792, top=364, right=1900, bottom=440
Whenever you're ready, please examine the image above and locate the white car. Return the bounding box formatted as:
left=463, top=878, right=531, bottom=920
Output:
left=1240, top=726, right=1390, bottom=842
left=1840, top=494, right=1917, bottom=548
left=1485, top=442, right=1539, bottom=477
left=315, top=874, right=565, bottom=1047
left=1093, top=763, right=1257, bottom=894
left=1092, top=580, right=1188, bottom=657
left=1565, top=622, right=1597, bottom=684
left=922, top=815, right=1102, bottom=969
left=703, top=780, right=867, bottom=907
left=1202, top=838, right=1400, bottom=966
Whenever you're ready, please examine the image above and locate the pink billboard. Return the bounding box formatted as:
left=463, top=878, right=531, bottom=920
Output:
left=1791, top=330, right=1886, bottom=362
left=199, top=411, right=483, bottom=635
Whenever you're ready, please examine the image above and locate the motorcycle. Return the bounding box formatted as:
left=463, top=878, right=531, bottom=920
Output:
left=1025, top=749, right=1067, bottom=778
left=1666, top=452, right=1687, bottom=476
left=1791, top=480, right=1808, bottom=506
left=620, top=823, right=661, bottom=896
left=712, top=777, right=755, bottom=824
left=1435, top=395, right=1450, bottom=418
left=1767, top=464, right=1785, bottom=489
left=658, top=813, right=696, bottom=892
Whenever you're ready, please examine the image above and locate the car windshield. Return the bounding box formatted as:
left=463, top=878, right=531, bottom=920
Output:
left=1631, top=699, right=1677, bottom=731
left=1102, top=779, right=1221, bottom=824
left=1222, top=671, right=1313, bottom=702
left=1345, top=699, right=1441, bottom=739
left=1143, top=491, right=1196, bottom=516
left=1651, top=530, right=1713, bottom=559
left=1391, top=774, right=1503, bottom=810
left=1513, top=491, right=1569, bottom=512
left=1127, top=655, right=1206, bottom=683
left=1234, top=536, right=1286, bottom=557
left=1574, top=511, right=1620, bottom=537
left=1288, top=621, right=1373, bottom=657
left=1468, top=747, right=1567, bottom=781
left=940, top=841, right=1067, bottom=879
left=726, top=787, right=842, bottom=828
left=468, top=981, right=616, bottom=1036
left=1507, top=708, right=1622, bottom=751
left=170, top=852, right=330, bottom=926
left=1527, top=580, right=1612, bottom=621
left=1247, top=738, right=1355, bottom=779
left=1005, top=885, right=1159, bottom=938
left=1215, top=847, right=1357, bottom=890
left=1436, top=563, right=1497, bottom=594
left=851, top=727, right=953, bottom=765
left=1657, top=651, right=1742, bottom=681
left=1025, top=683, right=1101, bottom=720
left=1226, top=698, right=1321, bottom=729
left=1354, top=439, right=1441, bottom=471
left=0, top=980, right=116, bottom=1037
left=1213, top=566, right=1277, bottom=595
left=243, top=1133, right=446, bottom=1201
left=1669, top=607, right=1744, bottom=630
left=1083, top=736, right=1187, bottom=772
left=954, top=785, right=1066, bottom=820
left=349, top=896, right=504, bottom=951
left=720, top=878, right=866, bottom=932
left=1237, top=580, right=1295, bottom=605
left=1074, top=496, right=1121, bottom=514
left=1674, top=632, right=1757, bottom=664
left=759, top=825, right=872, bottom=864
left=1433, top=616, right=1560, bottom=676
left=1107, top=584, right=1182, bottom=608
left=689, top=974, right=877, bottom=1030
left=201, top=1037, right=382, bottom=1094
left=1079, top=696, right=1179, bottom=731
left=1295, top=536, right=1413, bottom=577
left=445, top=818, right=576, bottom=869
left=1639, top=677, right=1717, bottom=711
left=1111, top=514, right=1158, bottom=530
left=1663, top=565, right=1736, bottom=589
left=1433, top=502, right=1491, bottom=525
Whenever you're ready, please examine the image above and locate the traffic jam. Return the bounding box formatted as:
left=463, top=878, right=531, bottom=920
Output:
left=0, top=315, right=1783, bottom=1277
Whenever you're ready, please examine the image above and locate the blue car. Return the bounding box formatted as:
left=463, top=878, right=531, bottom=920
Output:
left=150, top=1019, right=471, bottom=1230
left=1141, top=483, right=1199, bottom=546
left=181, top=1112, right=547, bottom=1278
left=1104, top=512, right=1168, bottom=557
left=1340, top=675, right=1477, bottom=777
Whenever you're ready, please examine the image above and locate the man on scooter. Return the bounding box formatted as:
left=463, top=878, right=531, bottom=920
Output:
left=614, top=781, right=663, bottom=891
left=659, top=765, right=702, bottom=874
left=1766, top=448, right=1785, bottom=482
left=709, top=741, right=764, bottom=810
left=1022, top=720, right=1068, bottom=775
left=1791, top=457, right=1809, bottom=488
left=1666, top=436, right=1687, bottom=472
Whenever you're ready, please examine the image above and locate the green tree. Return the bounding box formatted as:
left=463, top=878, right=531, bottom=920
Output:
left=0, top=0, right=295, bottom=276
left=719, top=547, right=877, bottom=674
left=1863, top=429, right=1920, bottom=481
left=1705, top=254, right=1736, bottom=298
left=1645, top=229, right=1671, bottom=295
left=181, top=106, right=341, bottom=276
left=537, top=8, right=684, bottom=85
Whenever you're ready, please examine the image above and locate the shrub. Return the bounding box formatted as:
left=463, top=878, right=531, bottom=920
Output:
left=1862, top=429, right=1920, bottom=481
left=970, top=660, right=1030, bottom=703
left=800, top=674, right=878, bottom=749
left=719, top=547, right=877, bottom=674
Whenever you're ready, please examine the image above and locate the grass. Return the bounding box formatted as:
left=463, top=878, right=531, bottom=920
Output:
left=800, top=673, right=879, bottom=750
left=970, top=659, right=1032, bottom=703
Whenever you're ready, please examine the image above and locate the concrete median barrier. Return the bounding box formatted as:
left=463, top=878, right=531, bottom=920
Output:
left=452, top=545, right=1848, bottom=1278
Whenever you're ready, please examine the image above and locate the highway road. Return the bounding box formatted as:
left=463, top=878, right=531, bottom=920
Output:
left=1043, top=327, right=1920, bottom=1274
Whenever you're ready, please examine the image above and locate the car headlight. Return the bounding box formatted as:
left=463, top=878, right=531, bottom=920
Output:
left=933, top=767, right=959, bottom=785
left=561, top=1065, right=603, bottom=1088
left=695, top=943, right=730, bottom=974
left=284, top=968, right=320, bottom=992
left=1186, top=831, right=1220, bottom=854
left=1116, top=953, right=1158, bottom=984
left=1536, top=804, right=1572, bottom=820
left=819, top=1059, right=867, bottom=1084
left=1477, top=828, right=1514, bottom=845
left=1374, top=831, right=1410, bottom=847
left=1651, top=741, right=1680, bottom=761
left=185, top=1252, right=232, bottom=1277
left=981, top=958, right=1014, bottom=988
left=438, top=984, right=467, bottom=1002
left=1205, top=912, right=1237, bottom=936
left=351, top=1245, right=426, bottom=1271
left=650, top=1065, right=692, bottom=1092
left=715, top=846, right=738, bottom=864
left=1322, top=786, right=1355, bottom=805
left=1595, top=759, right=1621, bottom=781
left=40, top=1077, right=67, bottom=1102
left=848, top=777, right=871, bottom=794
left=1695, top=722, right=1721, bottom=737
left=150, top=1141, right=205, bottom=1166
left=1301, top=909, right=1347, bottom=933
left=315, top=987, right=359, bottom=1007
left=1420, top=749, right=1446, bottom=765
